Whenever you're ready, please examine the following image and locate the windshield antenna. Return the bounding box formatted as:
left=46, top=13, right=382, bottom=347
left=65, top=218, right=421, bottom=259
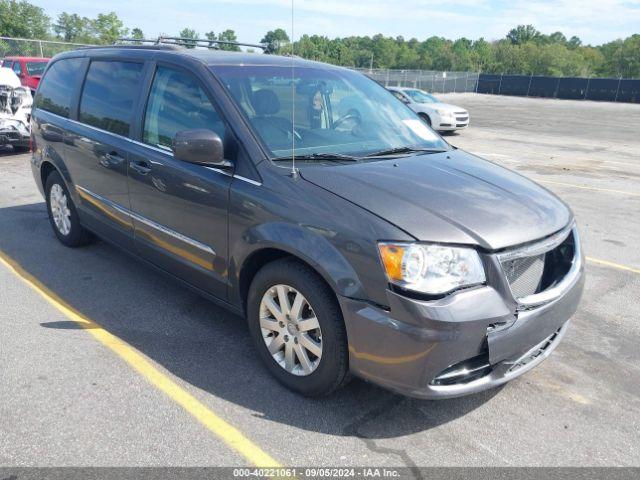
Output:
left=290, top=0, right=298, bottom=178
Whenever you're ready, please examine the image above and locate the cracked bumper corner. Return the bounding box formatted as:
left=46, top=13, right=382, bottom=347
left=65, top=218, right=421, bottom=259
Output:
left=339, top=269, right=583, bottom=399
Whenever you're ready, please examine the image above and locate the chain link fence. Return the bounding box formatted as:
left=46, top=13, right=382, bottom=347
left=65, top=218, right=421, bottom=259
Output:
left=353, top=68, right=479, bottom=93
left=0, top=37, right=95, bottom=59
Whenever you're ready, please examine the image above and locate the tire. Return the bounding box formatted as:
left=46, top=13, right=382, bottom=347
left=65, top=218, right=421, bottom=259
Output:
left=247, top=258, right=350, bottom=396
left=45, top=170, right=93, bottom=247
left=13, top=145, right=31, bottom=153
left=419, top=113, right=432, bottom=126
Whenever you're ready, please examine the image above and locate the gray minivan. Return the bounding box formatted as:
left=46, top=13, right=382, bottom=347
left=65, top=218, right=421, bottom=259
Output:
left=30, top=44, right=584, bottom=399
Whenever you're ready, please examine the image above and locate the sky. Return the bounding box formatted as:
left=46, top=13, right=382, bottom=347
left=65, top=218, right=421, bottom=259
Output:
left=32, top=0, right=640, bottom=46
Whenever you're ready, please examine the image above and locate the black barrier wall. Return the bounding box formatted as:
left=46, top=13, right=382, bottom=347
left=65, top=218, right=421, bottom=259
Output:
left=477, top=73, right=640, bottom=103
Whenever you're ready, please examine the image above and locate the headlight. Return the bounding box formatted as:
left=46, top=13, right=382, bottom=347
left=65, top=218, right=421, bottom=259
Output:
left=435, top=109, right=450, bottom=116
left=378, top=242, right=486, bottom=295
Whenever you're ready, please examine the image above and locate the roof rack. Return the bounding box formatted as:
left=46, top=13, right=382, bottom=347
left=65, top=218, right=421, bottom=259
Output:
left=116, top=36, right=270, bottom=52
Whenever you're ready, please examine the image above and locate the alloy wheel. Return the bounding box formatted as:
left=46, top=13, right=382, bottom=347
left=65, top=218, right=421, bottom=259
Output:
left=259, top=284, right=323, bottom=376
left=49, top=183, right=71, bottom=236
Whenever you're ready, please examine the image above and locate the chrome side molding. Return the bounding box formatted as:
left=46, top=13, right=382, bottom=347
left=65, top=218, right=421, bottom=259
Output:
left=75, top=185, right=216, bottom=256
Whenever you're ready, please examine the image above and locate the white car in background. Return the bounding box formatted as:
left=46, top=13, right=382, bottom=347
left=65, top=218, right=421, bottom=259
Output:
left=0, top=67, right=32, bottom=151
left=387, top=87, right=469, bottom=133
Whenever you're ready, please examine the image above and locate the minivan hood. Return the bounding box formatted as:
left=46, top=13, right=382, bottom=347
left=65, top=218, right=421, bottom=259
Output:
left=300, top=150, right=571, bottom=250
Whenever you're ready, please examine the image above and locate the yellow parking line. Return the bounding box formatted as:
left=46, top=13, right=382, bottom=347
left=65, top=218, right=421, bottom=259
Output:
left=587, top=257, right=640, bottom=275
left=0, top=249, right=281, bottom=468
left=538, top=179, right=640, bottom=197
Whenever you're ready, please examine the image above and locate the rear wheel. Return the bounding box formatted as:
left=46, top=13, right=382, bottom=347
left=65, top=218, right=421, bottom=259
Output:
left=45, top=171, right=93, bottom=247
left=247, top=258, right=349, bottom=396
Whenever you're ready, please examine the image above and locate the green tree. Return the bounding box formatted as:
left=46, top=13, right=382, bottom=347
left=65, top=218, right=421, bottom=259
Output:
left=507, top=25, right=542, bottom=45
left=178, top=27, right=198, bottom=48
left=0, top=0, right=50, bottom=39
left=217, top=29, right=240, bottom=51
left=204, top=31, right=217, bottom=48
left=599, top=34, right=640, bottom=78
left=261, top=28, right=290, bottom=53
left=91, top=12, right=128, bottom=44
left=548, top=31, right=567, bottom=45
left=567, top=36, right=582, bottom=49
left=53, top=12, right=90, bottom=42
left=131, top=27, right=144, bottom=40
left=472, top=38, right=494, bottom=71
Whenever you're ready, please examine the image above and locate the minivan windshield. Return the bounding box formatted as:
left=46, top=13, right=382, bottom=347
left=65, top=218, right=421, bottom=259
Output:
left=213, top=65, right=449, bottom=160
left=404, top=89, right=438, bottom=104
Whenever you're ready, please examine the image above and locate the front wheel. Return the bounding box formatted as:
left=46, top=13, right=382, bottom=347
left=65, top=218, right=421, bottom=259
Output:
left=247, top=259, right=349, bottom=396
left=419, top=113, right=432, bottom=126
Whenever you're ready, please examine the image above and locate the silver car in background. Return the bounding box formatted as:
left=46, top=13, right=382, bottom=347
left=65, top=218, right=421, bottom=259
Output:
left=388, top=87, right=469, bottom=132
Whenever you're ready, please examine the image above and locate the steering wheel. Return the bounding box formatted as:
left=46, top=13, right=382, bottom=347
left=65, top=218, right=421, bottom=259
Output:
left=332, top=112, right=362, bottom=130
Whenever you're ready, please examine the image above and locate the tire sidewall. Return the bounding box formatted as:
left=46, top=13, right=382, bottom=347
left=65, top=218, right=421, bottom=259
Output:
left=247, top=260, right=348, bottom=396
left=45, top=171, right=85, bottom=247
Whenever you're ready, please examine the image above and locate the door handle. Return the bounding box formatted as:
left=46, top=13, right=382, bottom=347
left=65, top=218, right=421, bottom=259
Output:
left=130, top=159, right=151, bottom=175
left=100, top=151, right=125, bottom=168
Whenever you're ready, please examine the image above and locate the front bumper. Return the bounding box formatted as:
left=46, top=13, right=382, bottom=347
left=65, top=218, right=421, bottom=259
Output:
left=0, top=127, right=29, bottom=148
left=434, top=113, right=469, bottom=131
left=339, top=251, right=584, bottom=399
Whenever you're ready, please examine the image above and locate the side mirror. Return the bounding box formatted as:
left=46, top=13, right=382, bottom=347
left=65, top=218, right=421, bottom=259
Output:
left=172, top=129, right=232, bottom=168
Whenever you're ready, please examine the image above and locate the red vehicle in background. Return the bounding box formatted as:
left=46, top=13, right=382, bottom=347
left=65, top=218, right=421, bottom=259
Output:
left=1, top=57, right=50, bottom=94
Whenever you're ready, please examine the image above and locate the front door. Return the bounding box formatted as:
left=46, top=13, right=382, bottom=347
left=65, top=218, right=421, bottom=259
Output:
left=127, top=65, right=231, bottom=300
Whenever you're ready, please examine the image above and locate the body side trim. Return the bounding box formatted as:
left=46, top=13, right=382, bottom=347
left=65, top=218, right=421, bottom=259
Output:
left=75, top=185, right=216, bottom=256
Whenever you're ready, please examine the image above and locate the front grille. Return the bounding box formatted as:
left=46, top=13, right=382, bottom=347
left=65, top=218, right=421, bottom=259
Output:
left=502, top=254, right=545, bottom=298
left=0, top=130, right=22, bottom=141
left=499, top=228, right=575, bottom=302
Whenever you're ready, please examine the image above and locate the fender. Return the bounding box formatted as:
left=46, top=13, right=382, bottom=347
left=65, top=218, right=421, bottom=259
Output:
left=228, top=221, right=368, bottom=308
left=31, top=113, right=77, bottom=203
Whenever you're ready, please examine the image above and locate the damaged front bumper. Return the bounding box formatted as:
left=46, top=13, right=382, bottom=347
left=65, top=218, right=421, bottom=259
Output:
left=0, top=120, right=30, bottom=148
left=339, top=235, right=584, bottom=399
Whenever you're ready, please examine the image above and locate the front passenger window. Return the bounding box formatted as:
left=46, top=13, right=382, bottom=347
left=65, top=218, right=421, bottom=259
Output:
left=143, top=66, right=226, bottom=151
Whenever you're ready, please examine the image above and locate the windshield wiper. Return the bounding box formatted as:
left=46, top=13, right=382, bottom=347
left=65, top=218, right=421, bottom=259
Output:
left=271, top=153, right=360, bottom=162
left=363, top=146, right=447, bottom=158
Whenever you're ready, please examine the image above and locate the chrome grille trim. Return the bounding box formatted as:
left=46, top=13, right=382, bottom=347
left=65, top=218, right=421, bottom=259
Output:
left=498, top=224, right=573, bottom=262
left=498, top=223, right=581, bottom=309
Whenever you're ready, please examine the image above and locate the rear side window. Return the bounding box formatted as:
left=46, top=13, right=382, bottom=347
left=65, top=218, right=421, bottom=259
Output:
left=35, top=58, right=83, bottom=118
left=26, top=61, right=48, bottom=76
left=79, top=61, right=144, bottom=136
left=143, top=66, right=225, bottom=149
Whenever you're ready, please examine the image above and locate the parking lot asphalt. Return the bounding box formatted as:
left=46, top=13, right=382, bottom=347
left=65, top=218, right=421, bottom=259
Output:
left=1, top=94, right=639, bottom=467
